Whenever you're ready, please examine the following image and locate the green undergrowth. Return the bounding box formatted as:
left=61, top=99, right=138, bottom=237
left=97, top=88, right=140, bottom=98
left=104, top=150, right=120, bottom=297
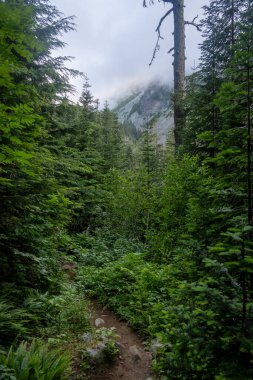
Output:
left=77, top=252, right=253, bottom=380
left=0, top=230, right=135, bottom=379
left=77, top=253, right=168, bottom=334
left=71, top=230, right=143, bottom=267
left=0, top=282, right=93, bottom=379
left=0, top=340, right=71, bottom=380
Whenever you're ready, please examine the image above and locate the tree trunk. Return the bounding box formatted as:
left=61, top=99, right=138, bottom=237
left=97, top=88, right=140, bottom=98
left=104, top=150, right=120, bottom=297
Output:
left=173, top=0, right=185, bottom=149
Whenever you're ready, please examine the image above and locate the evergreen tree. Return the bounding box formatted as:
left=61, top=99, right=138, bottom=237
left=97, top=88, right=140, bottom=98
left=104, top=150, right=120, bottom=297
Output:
left=184, top=0, right=249, bottom=156
left=0, top=0, right=76, bottom=289
left=140, top=118, right=158, bottom=174
left=79, top=75, right=95, bottom=110
left=99, top=102, right=123, bottom=172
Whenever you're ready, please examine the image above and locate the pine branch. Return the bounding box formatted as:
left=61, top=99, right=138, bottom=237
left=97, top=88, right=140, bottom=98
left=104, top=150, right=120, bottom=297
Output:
left=185, top=15, right=202, bottom=31
left=149, top=7, right=174, bottom=66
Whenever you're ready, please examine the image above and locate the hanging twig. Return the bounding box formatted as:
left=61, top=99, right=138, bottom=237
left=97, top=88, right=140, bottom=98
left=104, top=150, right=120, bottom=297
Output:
left=149, top=7, right=174, bottom=66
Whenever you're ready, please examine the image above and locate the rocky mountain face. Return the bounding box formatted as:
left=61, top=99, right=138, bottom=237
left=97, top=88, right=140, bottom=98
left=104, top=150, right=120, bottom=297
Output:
left=114, top=82, right=174, bottom=144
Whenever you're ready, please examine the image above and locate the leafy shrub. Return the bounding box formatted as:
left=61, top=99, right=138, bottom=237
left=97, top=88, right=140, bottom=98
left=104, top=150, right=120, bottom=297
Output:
left=92, top=327, right=119, bottom=362
left=72, top=230, right=143, bottom=268
left=0, top=301, right=32, bottom=345
left=24, top=285, right=90, bottom=338
left=0, top=339, right=71, bottom=379
left=78, top=251, right=253, bottom=379
left=77, top=253, right=170, bottom=333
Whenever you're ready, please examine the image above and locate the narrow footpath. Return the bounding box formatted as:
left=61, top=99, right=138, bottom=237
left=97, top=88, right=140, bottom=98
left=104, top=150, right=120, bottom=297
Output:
left=90, top=301, right=153, bottom=380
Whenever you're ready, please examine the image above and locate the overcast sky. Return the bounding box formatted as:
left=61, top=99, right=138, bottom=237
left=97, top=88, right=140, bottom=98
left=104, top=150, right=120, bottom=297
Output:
left=52, top=0, right=207, bottom=105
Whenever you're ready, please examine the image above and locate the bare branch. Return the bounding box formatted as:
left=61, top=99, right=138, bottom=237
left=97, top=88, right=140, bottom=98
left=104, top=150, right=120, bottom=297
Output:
left=149, top=36, right=161, bottom=66
left=168, top=47, right=174, bottom=54
left=149, top=7, right=173, bottom=66
left=143, top=0, right=154, bottom=7
left=185, top=15, right=202, bottom=31
left=143, top=0, right=173, bottom=8
left=156, top=7, right=173, bottom=34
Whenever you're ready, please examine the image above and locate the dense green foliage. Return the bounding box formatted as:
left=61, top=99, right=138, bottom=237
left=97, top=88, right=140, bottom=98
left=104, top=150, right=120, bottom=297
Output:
left=0, top=0, right=123, bottom=377
left=77, top=1, right=253, bottom=379
left=1, top=0, right=253, bottom=379
left=78, top=154, right=253, bottom=379
left=0, top=340, right=71, bottom=380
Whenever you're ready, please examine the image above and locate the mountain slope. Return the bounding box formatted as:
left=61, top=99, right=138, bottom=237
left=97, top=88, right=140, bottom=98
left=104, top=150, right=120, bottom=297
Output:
left=114, top=82, right=174, bottom=144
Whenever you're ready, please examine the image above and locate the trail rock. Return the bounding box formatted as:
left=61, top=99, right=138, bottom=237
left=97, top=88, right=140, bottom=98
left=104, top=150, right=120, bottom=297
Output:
left=90, top=300, right=153, bottom=380
left=86, top=347, right=105, bottom=364
left=116, top=342, right=125, bottom=352
left=151, top=338, right=164, bottom=357
left=95, top=317, right=105, bottom=328
left=129, top=345, right=142, bottom=362
left=82, top=332, right=93, bottom=343
left=97, top=342, right=106, bottom=350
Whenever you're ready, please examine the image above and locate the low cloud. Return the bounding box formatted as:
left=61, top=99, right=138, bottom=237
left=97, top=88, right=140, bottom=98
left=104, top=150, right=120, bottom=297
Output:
left=52, top=0, right=206, bottom=104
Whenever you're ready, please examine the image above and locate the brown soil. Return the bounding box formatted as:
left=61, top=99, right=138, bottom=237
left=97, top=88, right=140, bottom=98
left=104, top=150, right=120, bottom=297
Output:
left=89, top=301, right=153, bottom=380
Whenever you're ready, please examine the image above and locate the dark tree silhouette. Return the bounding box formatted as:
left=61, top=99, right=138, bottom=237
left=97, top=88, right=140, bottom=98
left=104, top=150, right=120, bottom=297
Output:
left=143, top=0, right=201, bottom=149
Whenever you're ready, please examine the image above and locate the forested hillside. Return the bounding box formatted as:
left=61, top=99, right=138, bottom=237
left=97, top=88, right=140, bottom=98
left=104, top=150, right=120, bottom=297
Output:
left=0, top=0, right=252, bottom=379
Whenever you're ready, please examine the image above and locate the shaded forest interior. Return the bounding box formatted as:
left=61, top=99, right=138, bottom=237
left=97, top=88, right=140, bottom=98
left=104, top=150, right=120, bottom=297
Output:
left=0, top=0, right=253, bottom=379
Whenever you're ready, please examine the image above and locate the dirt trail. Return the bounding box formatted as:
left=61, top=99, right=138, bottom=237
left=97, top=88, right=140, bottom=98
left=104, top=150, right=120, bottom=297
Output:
left=89, top=301, right=153, bottom=380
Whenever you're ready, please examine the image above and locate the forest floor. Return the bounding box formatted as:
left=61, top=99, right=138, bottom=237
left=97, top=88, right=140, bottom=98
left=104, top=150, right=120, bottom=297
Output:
left=89, top=301, right=153, bottom=380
